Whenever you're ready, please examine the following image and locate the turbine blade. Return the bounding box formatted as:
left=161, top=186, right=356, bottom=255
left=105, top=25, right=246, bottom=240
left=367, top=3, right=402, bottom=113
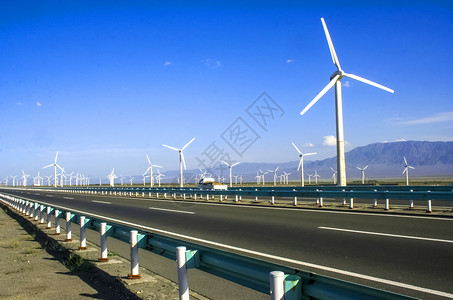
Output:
left=292, top=142, right=302, bottom=154
left=297, top=158, right=303, bottom=171
left=221, top=160, right=229, bottom=167
left=181, top=153, right=186, bottom=170
left=43, top=164, right=53, bottom=169
left=301, top=75, right=339, bottom=116
left=231, top=162, right=240, bottom=167
left=364, top=165, right=369, bottom=170
left=305, top=152, right=317, bottom=156
left=321, top=18, right=341, bottom=70
left=182, top=137, right=195, bottom=151
left=144, top=166, right=151, bottom=174
left=408, top=166, right=415, bottom=169
left=154, top=165, right=163, bottom=168
left=55, top=151, right=59, bottom=163
left=162, top=144, right=179, bottom=151
left=356, top=167, right=361, bottom=170
left=404, top=156, right=407, bottom=165
left=146, top=155, right=151, bottom=165
left=344, top=73, right=394, bottom=93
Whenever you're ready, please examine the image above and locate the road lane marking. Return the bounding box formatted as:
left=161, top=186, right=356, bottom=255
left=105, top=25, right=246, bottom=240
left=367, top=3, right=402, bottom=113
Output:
left=46, top=195, right=54, bottom=197
left=63, top=197, right=74, bottom=200
left=92, top=200, right=111, bottom=205
left=3, top=192, right=453, bottom=298
left=148, top=207, right=195, bottom=215
left=34, top=193, right=40, bottom=195
left=318, top=227, right=453, bottom=244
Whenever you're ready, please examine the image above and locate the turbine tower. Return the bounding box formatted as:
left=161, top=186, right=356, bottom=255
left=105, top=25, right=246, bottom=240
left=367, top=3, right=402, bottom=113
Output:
left=108, top=169, right=118, bottom=187
left=43, top=151, right=63, bottom=187
left=222, top=160, right=240, bottom=187
left=300, top=18, right=394, bottom=187
left=21, top=170, right=30, bottom=186
left=403, top=157, right=415, bottom=186
left=356, top=165, right=369, bottom=184
left=268, top=167, right=280, bottom=186
left=144, top=155, right=162, bottom=188
left=292, top=142, right=316, bottom=187
left=163, top=138, right=195, bottom=188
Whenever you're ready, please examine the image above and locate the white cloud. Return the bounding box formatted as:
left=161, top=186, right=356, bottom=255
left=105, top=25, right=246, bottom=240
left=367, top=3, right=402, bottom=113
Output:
left=202, top=58, right=221, bottom=68
left=36, top=101, right=42, bottom=107
left=343, top=81, right=351, bottom=88
left=394, top=111, right=453, bottom=125
left=323, top=135, right=337, bottom=146
left=163, top=61, right=172, bottom=66
left=303, top=142, right=314, bottom=147
left=286, top=59, right=294, bottom=64
left=395, top=138, right=407, bottom=142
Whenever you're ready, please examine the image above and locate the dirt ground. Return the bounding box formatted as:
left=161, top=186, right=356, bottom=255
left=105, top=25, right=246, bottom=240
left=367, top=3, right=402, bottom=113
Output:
left=0, top=204, right=208, bottom=300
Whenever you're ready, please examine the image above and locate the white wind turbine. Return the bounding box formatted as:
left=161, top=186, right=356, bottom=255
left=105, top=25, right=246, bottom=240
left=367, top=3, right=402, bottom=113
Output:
left=403, top=157, right=415, bottom=186
left=313, top=170, right=320, bottom=185
left=283, top=172, right=291, bottom=185
left=144, top=155, right=162, bottom=188
left=21, top=170, right=30, bottom=186
left=108, top=169, right=118, bottom=187
left=12, top=175, right=18, bottom=186
left=259, top=169, right=268, bottom=185
left=34, top=172, right=43, bottom=186
left=330, top=168, right=337, bottom=185
left=222, top=160, right=240, bottom=188
left=3, top=176, right=8, bottom=186
left=356, top=165, right=369, bottom=184
left=268, top=167, right=280, bottom=186
left=300, top=18, right=394, bottom=187
left=292, top=142, right=316, bottom=187
left=43, top=151, right=64, bottom=187
left=156, top=169, right=165, bottom=187
left=163, top=138, right=195, bottom=188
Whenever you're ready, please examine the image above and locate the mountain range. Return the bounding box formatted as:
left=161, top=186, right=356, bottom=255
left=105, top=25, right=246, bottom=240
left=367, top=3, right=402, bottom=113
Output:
left=163, top=141, right=453, bottom=183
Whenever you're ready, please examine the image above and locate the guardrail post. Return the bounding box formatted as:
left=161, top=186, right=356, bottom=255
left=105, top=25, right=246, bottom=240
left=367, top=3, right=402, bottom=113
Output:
left=206, top=194, right=209, bottom=201
left=54, top=209, right=61, bottom=235
left=385, top=199, right=390, bottom=211
left=319, top=197, right=323, bottom=207
left=34, top=203, right=40, bottom=221
left=270, top=271, right=284, bottom=300
left=99, top=222, right=109, bottom=262
left=65, top=212, right=73, bottom=242
left=193, top=193, right=196, bottom=200
left=427, top=200, right=432, bottom=213
left=220, top=194, right=223, bottom=202
left=79, top=216, right=88, bottom=250
left=342, top=189, right=346, bottom=206
left=128, top=230, right=141, bottom=279
left=349, top=197, right=354, bottom=209
left=46, top=206, right=52, bottom=229
left=293, top=196, right=297, bottom=206
left=39, top=205, right=45, bottom=224
left=409, top=200, right=414, bottom=209
left=271, top=195, right=275, bottom=205
left=183, top=193, right=186, bottom=200
left=164, top=192, right=167, bottom=199
left=176, top=246, right=189, bottom=300
left=235, top=194, right=239, bottom=202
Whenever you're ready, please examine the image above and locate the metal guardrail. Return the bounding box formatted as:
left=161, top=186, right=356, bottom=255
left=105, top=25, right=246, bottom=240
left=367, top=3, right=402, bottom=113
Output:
left=0, top=192, right=416, bottom=300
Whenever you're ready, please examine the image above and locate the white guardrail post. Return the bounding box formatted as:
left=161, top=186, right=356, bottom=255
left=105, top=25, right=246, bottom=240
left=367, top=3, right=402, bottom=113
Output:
left=46, top=206, right=52, bottom=229
left=65, top=212, right=72, bottom=242
left=99, top=222, right=109, bottom=262
left=177, top=246, right=189, bottom=300
left=385, top=199, right=390, bottom=211
left=79, top=216, right=87, bottom=250
left=54, top=209, right=60, bottom=235
left=39, top=204, right=45, bottom=224
left=269, top=271, right=284, bottom=300
left=128, top=230, right=141, bottom=279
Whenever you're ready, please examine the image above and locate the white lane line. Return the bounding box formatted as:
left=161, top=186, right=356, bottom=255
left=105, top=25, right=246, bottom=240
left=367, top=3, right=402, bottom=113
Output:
left=92, top=200, right=111, bottom=205
left=148, top=207, right=195, bottom=215
left=46, top=195, right=54, bottom=197
left=5, top=193, right=453, bottom=299
left=64, top=197, right=74, bottom=200
left=319, top=226, right=453, bottom=244
left=34, top=193, right=40, bottom=195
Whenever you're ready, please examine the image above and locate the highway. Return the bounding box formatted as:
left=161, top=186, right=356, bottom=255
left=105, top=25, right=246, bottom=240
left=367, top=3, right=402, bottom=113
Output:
left=2, top=188, right=453, bottom=299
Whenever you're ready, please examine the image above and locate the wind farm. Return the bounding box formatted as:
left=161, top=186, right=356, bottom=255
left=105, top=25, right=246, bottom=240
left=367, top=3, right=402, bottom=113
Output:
left=0, top=4, right=452, bottom=300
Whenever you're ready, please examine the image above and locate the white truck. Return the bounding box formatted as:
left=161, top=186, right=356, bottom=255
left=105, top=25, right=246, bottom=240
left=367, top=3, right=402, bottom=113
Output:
left=197, top=177, right=228, bottom=190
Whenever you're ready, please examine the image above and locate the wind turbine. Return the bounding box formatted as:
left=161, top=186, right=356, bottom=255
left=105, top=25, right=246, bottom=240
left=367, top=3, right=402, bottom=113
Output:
left=162, top=138, right=195, bottom=188
left=330, top=168, right=337, bottom=185
left=33, top=172, right=43, bottom=186
left=313, top=170, right=320, bottom=185
left=144, top=155, right=162, bottom=188
left=300, top=18, right=394, bottom=187
left=307, top=173, right=313, bottom=185
left=259, top=169, right=268, bottom=185
left=403, top=157, right=415, bottom=186
left=292, top=142, right=316, bottom=187
left=255, top=172, right=261, bottom=185
left=356, top=165, right=369, bottom=184
left=43, top=152, right=64, bottom=187
left=222, top=160, right=240, bottom=188
left=12, top=175, right=18, bottom=186
left=283, top=172, right=291, bottom=185
left=21, top=170, right=30, bottom=186
left=108, top=169, right=118, bottom=187
left=156, top=169, right=165, bottom=187
left=268, top=167, right=280, bottom=186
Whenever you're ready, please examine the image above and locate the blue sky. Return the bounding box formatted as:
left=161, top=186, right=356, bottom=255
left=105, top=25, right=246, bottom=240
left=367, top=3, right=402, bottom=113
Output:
left=1, top=1, right=452, bottom=181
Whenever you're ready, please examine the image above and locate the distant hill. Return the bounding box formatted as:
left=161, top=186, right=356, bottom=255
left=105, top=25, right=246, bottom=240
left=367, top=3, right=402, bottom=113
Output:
left=163, top=141, right=453, bottom=182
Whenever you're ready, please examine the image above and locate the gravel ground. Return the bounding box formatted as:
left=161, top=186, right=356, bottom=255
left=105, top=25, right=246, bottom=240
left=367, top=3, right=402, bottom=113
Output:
left=0, top=204, right=208, bottom=300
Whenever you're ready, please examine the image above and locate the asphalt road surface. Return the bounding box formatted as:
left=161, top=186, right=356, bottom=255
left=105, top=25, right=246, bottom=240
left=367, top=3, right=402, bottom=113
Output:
left=2, top=188, right=453, bottom=299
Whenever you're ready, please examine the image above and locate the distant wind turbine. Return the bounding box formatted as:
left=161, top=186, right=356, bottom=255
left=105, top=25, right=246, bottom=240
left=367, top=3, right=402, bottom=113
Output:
left=163, top=138, right=195, bottom=188
left=222, top=160, right=240, bottom=187
left=43, top=151, right=63, bottom=187
left=108, top=169, right=118, bottom=187
left=21, top=170, right=30, bottom=186
left=268, top=167, right=280, bottom=186
left=144, top=155, right=162, bottom=188
left=299, top=18, right=394, bottom=187
left=330, top=168, right=337, bottom=185
left=356, top=165, right=369, bottom=184
left=292, top=142, right=316, bottom=187
left=403, top=157, right=415, bottom=186
left=313, top=170, right=320, bottom=185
